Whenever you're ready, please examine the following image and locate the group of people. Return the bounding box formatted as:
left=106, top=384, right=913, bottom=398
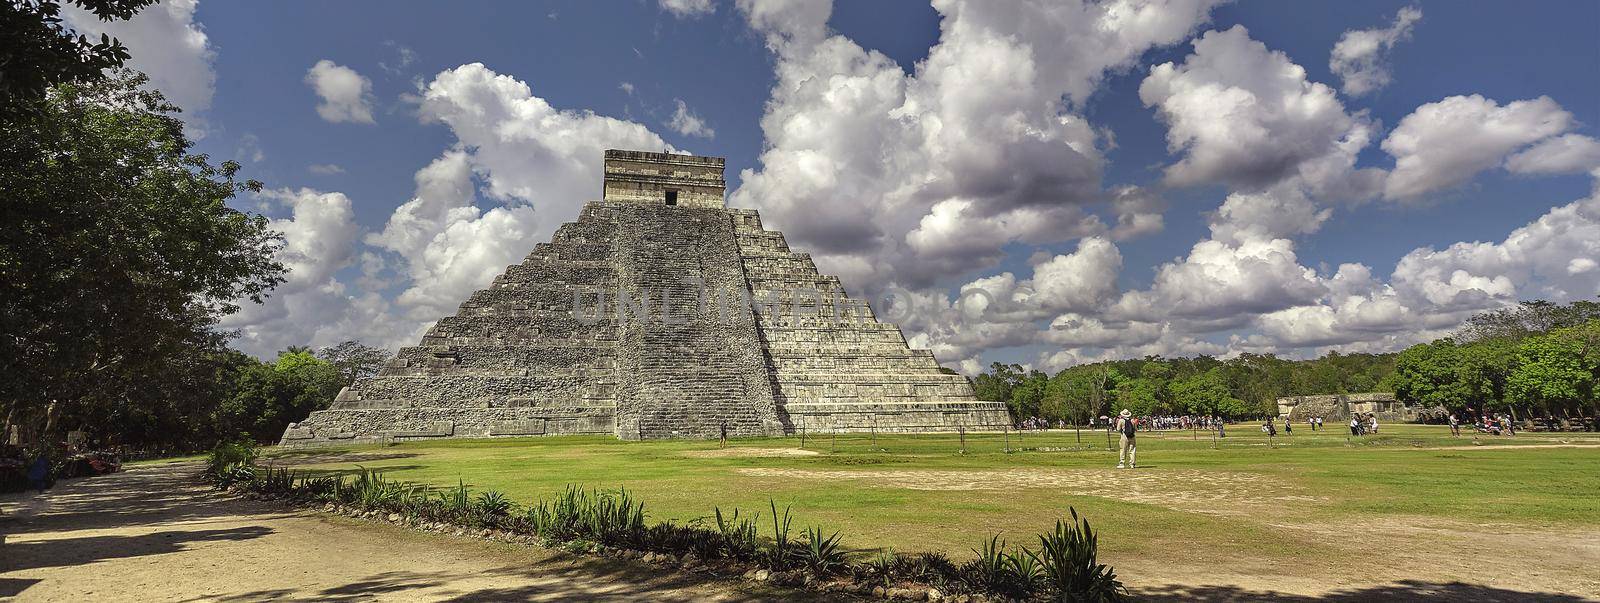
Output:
left=1347, top=413, right=1380, bottom=436
left=1449, top=413, right=1517, bottom=436
left=1014, top=414, right=1223, bottom=432
left=1132, top=415, right=1221, bottom=431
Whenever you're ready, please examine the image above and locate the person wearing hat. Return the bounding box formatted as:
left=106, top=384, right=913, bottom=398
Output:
left=1115, top=409, right=1137, bottom=469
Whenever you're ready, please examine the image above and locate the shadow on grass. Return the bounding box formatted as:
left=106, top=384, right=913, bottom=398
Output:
left=1134, top=580, right=1589, bottom=602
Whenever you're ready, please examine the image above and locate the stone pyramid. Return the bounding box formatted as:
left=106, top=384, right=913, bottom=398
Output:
left=281, top=150, right=1010, bottom=444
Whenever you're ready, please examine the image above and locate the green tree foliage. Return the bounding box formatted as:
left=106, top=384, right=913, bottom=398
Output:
left=1389, top=339, right=1470, bottom=411
left=1, top=72, right=284, bottom=449
left=1456, top=299, right=1600, bottom=343
left=1110, top=376, right=1160, bottom=417
left=1171, top=368, right=1248, bottom=419
left=217, top=350, right=342, bottom=443
left=1508, top=321, right=1599, bottom=419
left=977, top=348, right=1402, bottom=424
left=1047, top=366, right=1117, bottom=424
left=972, top=362, right=1023, bottom=403
left=1, top=0, right=156, bottom=110
left=1008, top=369, right=1049, bottom=421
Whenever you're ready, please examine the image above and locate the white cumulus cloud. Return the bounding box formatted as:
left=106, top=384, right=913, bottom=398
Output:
left=1140, top=25, right=1383, bottom=199
left=1382, top=94, right=1575, bottom=200
left=1504, top=134, right=1600, bottom=175
left=666, top=99, right=716, bottom=138
left=732, top=0, right=1220, bottom=290
left=1329, top=5, right=1422, bottom=97
left=306, top=60, right=377, bottom=124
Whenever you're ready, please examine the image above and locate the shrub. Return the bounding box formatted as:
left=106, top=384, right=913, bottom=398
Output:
left=1035, top=508, right=1126, bottom=601
left=794, top=525, right=848, bottom=576
left=857, top=549, right=896, bottom=588
left=766, top=500, right=795, bottom=570
left=713, top=507, right=761, bottom=560
left=475, top=490, right=512, bottom=518
left=204, top=440, right=258, bottom=487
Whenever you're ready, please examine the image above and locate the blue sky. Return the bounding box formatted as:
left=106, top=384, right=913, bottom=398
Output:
left=70, top=0, right=1600, bottom=372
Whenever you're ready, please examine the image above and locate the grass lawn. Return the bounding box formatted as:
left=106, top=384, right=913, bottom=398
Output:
left=265, top=424, right=1600, bottom=595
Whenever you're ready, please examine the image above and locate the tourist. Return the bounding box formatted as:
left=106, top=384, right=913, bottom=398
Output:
left=1369, top=414, right=1379, bottom=435
left=719, top=421, right=728, bottom=449
left=1115, top=409, right=1137, bottom=469
left=1449, top=413, right=1461, bottom=437
left=1350, top=416, right=1361, bottom=436
left=1284, top=419, right=1292, bottom=435
left=27, top=455, right=50, bottom=493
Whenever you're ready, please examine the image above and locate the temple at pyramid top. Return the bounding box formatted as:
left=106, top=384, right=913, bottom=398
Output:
left=602, top=149, right=727, bottom=208
left=281, top=150, right=1010, bottom=444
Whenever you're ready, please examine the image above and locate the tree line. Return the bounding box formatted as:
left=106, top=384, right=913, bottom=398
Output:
left=978, top=299, right=1599, bottom=426
left=1387, top=299, right=1599, bottom=422
left=973, top=351, right=1396, bottom=424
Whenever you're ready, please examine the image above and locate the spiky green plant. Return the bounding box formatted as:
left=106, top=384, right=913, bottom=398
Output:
left=1035, top=508, right=1126, bottom=602
left=794, top=525, right=847, bottom=576
left=968, top=535, right=1010, bottom=591
left=475, top=490, right=512, bottom=518
left=767, top=500, right=794, bottom=570
left=861, top=549, right=896, bottom=587
left=713, top=507, right=761, bottom=560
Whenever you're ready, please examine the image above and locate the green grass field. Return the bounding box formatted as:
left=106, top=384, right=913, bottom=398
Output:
left=266, top=424, right=1600, bottom=595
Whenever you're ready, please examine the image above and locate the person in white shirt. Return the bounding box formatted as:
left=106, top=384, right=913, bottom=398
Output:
left=1115, top=409, right=1137, bottom=469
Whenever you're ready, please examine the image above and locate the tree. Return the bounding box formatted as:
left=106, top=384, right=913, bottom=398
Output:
left=1508, top=322, right=1599, bottom=424
left=317, top=340, right=389, bottom=387
left=1050, top=366, right=1115, bottom=424
left=1389, top=339, right=1470, bottom=412
left=0, top=72, right=284, bottom=450
left=1008, top=369, right=1049, bottom=422
left=217, top=350, right=341, bottom=443
left=972, top=362, right=1023, bottom=403
left=1112, top=377, right=1161, bottom=417
left=1456, top=298, right=1600, bottom=343
left=1457, top=337, right=1516, bottom=414
left=1, top=0, right=156, bottom=111
left=1172, top=368, right=1247, bottom=420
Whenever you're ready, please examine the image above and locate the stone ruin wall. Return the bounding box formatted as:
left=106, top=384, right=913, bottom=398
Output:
left=1277, top=392, right=1418, bottom=423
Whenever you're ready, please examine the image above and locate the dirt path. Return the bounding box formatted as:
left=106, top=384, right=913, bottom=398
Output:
left=0, top=464, right=803, bottom=602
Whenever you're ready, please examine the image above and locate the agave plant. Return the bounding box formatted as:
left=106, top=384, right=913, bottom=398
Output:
left=794, top=525, right=848, bottom=576
left=859, top=549, right=896, bottom=587
left=713, top=507, right=761, bottom=560
left=766, top=500, right=794, bottom=570
left=475, top=490, right=513, bottom=518
left=1035, top=508, right=1126, bottom=602
left=967, top=535, right=1011, bottom=592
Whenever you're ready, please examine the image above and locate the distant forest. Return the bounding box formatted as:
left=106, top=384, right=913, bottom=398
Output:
left=972, top=299, right=1600, bottom=423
